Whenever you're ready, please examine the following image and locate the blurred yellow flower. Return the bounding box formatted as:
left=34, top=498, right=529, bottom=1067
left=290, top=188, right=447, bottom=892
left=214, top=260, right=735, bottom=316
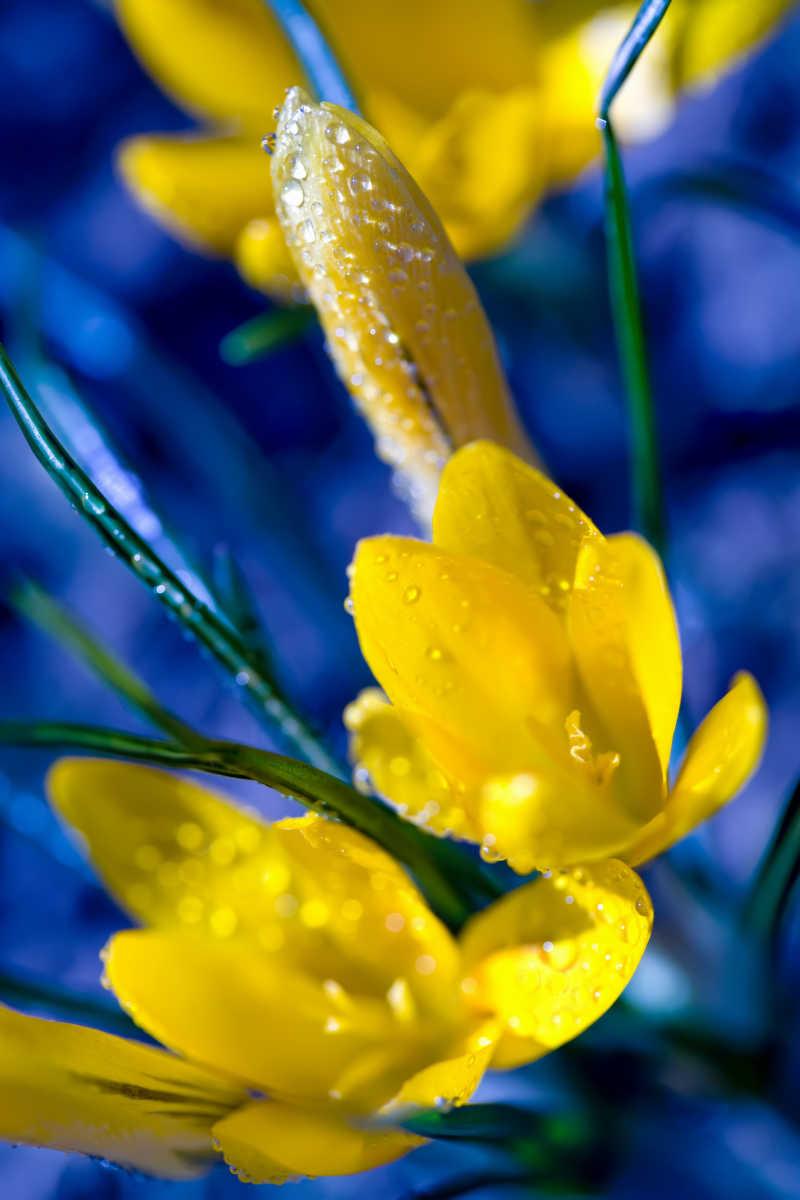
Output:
left=0, top=759, right=652, bottom=1181
left=346, top=440, right=768, bottom=875
left=115, top=0, right=795, bottom=299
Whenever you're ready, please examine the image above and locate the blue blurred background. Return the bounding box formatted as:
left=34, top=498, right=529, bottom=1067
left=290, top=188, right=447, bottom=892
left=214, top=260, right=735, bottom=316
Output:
left=0, top=1, right=799, bottom=1196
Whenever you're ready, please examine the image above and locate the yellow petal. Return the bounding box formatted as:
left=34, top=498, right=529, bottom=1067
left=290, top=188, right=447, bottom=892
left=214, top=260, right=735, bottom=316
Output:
left=272, top=87, right=536, bottom=522
left=314, top=0, right=543, bottom=118
left=568, top=535, right=669, bottom=822
left=50, top=762, right=460, bottom=1019
left=268, top=815, right=463, bottom=1023
left=666, top=0, right=796, bottom=91
left=117, top=133, right=274, bottom=255
left=0, top=1003, right=244, bottom=1179
left=460, top=859, right=653, bottom=1068
left=48, top=759, right=272, bottom=931
left=604, top=532, right=682, bottom=775
left=479, top=767, right=646, bottom=876
left=407, top=86, right=547, bottom=261
left=433, top=441, right=600, bottom=613
left=212, top=1099, right=418, bottom=1182
left=351, top=536, right=574, bottom=773
left=105, top=930, right=427, bottom=1109
left=388, top=1019, right=499, bottom=1110
left=235, top=216, right=303, bottom=301
left=116, top=0, right=300, bottom=128
left=344, top=688, right=485, bottom=841
left=627, top=672, right=768, bottom=866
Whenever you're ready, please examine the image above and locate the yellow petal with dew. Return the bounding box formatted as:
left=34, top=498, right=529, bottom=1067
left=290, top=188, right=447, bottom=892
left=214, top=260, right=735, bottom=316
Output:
left=117, top=133, right=275, bottom=255
left=460, top=859, right=653, bottom=1068
left=272, top=87, right=536, bottom=522
left=235, top=216, right=303, bottom=302
left=627, top=672, right=768, bottom=866
left=344, top=688, right=485, bottom=841
left=569, top=536, right=668, bottom=822
left=212, top=1098, right=418, bottom=1183
left=351, top=536, right=574, bottom=772
left=105, top=930, right=435, bottom=1110
left=433, top=441, right=600, bottom=614
left=116, top=0, right=300, bottom=129
left=0, top=1003, right=244, bottom=1179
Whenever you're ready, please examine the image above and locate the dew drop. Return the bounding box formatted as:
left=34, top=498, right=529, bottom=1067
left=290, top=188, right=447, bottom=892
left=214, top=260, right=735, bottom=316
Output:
left=403, top=585, right=421, bottom=604
left=81, top=492, right=105, bottom=516
left=261, top=133, right=276, bottom=155
left=325, top=123, right=351, bottom=145
left=298, top=218, right=316, bottom=244
left=281, top=179, right=305, bottom=208
left=288, top=153, right=307, bottom=179
left=348, top=171, right=372, bottom=196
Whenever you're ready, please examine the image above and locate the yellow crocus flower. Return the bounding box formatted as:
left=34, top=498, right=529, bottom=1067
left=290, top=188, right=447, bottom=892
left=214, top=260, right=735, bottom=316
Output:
left=115, top=0, right=795, bottom=299
left=0, top=759, right=653, bottom=1181
left=345, top=439, right=768, bottom=875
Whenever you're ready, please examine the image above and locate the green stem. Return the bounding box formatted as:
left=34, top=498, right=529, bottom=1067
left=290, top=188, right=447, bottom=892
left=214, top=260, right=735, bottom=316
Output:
left=0, top=342, right=341, bottom=777
left=0, top=721, right=498, bottom=929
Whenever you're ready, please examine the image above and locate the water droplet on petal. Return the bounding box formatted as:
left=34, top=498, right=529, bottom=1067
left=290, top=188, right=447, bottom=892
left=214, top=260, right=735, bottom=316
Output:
left=282, top=179, right=305, bottom=207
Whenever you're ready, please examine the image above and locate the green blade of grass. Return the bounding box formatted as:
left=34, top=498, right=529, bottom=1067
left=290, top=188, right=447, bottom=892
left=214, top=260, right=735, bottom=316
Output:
left=599, top=119, right=666, bottom=557
left=598, top=0, right=673, bottom=558
left=0, top=342, right=341, bottom=777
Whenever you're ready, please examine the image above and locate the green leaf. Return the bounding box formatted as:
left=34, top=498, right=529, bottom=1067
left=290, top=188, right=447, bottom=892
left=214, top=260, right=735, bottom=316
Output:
left=219, top=307, right=315, bottom=365
left=0, top=342, right=341, bottom=777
